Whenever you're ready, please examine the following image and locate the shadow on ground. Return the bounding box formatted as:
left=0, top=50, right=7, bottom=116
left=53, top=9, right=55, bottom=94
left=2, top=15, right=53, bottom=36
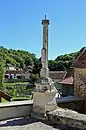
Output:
left=0, top=117, right=39, bottom=127
left=0, top=117, right=83, bottom=130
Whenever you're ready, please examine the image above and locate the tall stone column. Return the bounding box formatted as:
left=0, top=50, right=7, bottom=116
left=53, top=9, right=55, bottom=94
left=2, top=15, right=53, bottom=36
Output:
left=32, top=15, right=57, bottom=120
left=40, top=15, right=49, bottom=78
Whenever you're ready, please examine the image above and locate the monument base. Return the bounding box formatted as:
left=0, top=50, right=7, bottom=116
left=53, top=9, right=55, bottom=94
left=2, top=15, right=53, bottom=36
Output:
left=35, top=77, right=57, bottom=92
left=32, top=92, right=57, bottom=120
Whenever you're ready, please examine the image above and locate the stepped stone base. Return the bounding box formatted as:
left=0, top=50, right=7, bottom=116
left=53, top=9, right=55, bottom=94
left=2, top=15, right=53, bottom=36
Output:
left=35, top=77, right=57, bottom=92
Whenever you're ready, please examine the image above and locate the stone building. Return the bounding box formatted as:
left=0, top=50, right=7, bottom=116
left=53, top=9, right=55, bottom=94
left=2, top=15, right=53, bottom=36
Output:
left=57, top=68, right=74, bottom=96
left=72, top=47, right=86, bottom=96
left=57, top=47, right=86, bottom=97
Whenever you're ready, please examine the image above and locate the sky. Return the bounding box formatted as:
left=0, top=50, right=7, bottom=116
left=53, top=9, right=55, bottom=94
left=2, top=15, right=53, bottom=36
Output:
left=0, top=0, right=86, bottom=60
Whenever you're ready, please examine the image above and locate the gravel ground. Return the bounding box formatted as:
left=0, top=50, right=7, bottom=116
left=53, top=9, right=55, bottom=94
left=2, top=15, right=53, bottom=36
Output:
left=0, top=117, right=60, bottom=130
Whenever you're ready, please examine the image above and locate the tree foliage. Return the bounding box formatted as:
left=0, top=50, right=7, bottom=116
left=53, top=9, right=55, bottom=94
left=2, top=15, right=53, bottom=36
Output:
left=0, top=46, right=85, bottom=75
left=28, top=73, right=39, bottom=87
left=0, top=46, right=36, bottom=69
left=0, top=59, right=5, bottom=90
left=25, top=56, right=33, bottom=66
left=55, top=51, right=79, bottom=70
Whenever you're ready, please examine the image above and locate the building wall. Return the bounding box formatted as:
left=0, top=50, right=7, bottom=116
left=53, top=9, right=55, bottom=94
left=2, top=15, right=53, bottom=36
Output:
left=62, top=84, right=74, bottom=97
left=6, top=66, right=16, bottom=71
left=74, top=68, right=86, bottom=96
left=54, top=82, right=62, bottom=91
left=55, top=83, right=74, bottom=97
left=5, top=73, right=30, bottom=82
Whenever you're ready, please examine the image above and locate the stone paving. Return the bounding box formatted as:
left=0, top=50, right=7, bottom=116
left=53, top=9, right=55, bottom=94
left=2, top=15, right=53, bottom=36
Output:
left=0, top=117, right=59, bottom=130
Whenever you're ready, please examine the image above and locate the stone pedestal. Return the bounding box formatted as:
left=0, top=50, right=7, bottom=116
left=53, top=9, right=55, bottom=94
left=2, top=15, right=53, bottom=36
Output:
left=32, top=92, right=57, bottom=120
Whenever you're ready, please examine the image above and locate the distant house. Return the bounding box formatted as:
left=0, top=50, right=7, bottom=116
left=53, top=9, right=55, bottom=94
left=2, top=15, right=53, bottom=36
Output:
left=5, top=64, right=33, bottom=81
left=5, top=64, right=17, bottom=79
left=57, top=47, right=86, bottom=97
left=58, top=68, right=74, bottom=97
left=72, top=47, right=86, bottom=96
left=49, top=71, right=67, bottom=91
left=6, top=64, right=16, bottom=71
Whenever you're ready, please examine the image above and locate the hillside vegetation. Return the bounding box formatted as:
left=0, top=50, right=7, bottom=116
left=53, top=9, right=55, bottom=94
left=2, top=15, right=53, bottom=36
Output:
left=0, top=46, right=41, bottom=74
left=0, top=46, right=85, bottom=73
left=0, top=46, right=85, bottom=100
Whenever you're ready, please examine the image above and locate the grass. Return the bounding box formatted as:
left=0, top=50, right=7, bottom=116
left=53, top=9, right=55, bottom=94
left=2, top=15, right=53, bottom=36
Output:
left=0, top=82, right=32, bottom=103
left=1, top=96, right=32, bottom=103
left=12, top=96, right=31, bottom=101
left=1, top=98, right=8, bottom=102
left=4, top=82, right=28, bottom=86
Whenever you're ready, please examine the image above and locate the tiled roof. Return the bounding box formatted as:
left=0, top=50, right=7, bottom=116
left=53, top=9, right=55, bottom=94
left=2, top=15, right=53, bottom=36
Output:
left=58, top=76, right=73, bottom=85
left=49, top=71, right=67, bottom=81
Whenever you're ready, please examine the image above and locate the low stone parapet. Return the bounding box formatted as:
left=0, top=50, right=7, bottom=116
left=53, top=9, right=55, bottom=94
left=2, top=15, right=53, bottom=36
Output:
left=47, top=107, right=86, bottom=129
left=0, top=100, right=33, bottom=121
left=56, top=96, right=86, bottom=114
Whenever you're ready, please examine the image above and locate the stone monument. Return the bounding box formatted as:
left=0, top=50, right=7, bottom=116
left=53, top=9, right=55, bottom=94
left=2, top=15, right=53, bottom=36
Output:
left=32, top=15, right=57, bottom=120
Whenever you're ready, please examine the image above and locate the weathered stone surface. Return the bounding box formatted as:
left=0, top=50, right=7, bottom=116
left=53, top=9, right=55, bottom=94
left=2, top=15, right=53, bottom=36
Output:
left=0, top=117, right=59, bottom=130
left=1, top=108, right=86, bottom=129
left=32, top=92, right=57, bottom=120
left=47, top=107, right=86, bottom=129
left=56, top=96, right=86, bottom=113
left=35, top=77, right=57, bottom=92
left=74, top=68, right=86, bottom=96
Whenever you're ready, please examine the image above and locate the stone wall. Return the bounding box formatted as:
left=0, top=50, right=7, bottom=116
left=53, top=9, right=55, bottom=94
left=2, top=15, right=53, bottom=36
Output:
left=0, top=100, right=33, bottom=121
left=57, top=100, right=85, bottom=114
left=74, top=68, right=86, bottom=96
left=47, top=108, right=86, bottom=129
left=56, top=96, right=86, bottom=114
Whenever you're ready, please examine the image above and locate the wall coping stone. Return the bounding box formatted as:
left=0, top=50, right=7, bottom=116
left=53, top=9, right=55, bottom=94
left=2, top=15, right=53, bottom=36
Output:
left=56, top=96, right=86, bottom=103
left=0, top=100, right=33, bottom=108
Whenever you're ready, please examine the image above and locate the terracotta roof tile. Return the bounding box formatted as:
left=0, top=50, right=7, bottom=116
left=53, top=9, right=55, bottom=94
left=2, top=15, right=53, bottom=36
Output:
left=58, top=76, right=73, bottom=85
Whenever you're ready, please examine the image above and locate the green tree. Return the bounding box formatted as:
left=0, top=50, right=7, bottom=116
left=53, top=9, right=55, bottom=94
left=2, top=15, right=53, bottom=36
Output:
left=25, top=56, right=33, bottom=66
left=29, top=74, right=39, bottom=87
left=0, top=60, right=5, bottom=90
left=0, top=45, right=83, bottom=75
left=33, top=58, right=41, bottom=74
left=20, top=62, right=24, bottom=68
left=55, top=52, right=79, bottom=69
